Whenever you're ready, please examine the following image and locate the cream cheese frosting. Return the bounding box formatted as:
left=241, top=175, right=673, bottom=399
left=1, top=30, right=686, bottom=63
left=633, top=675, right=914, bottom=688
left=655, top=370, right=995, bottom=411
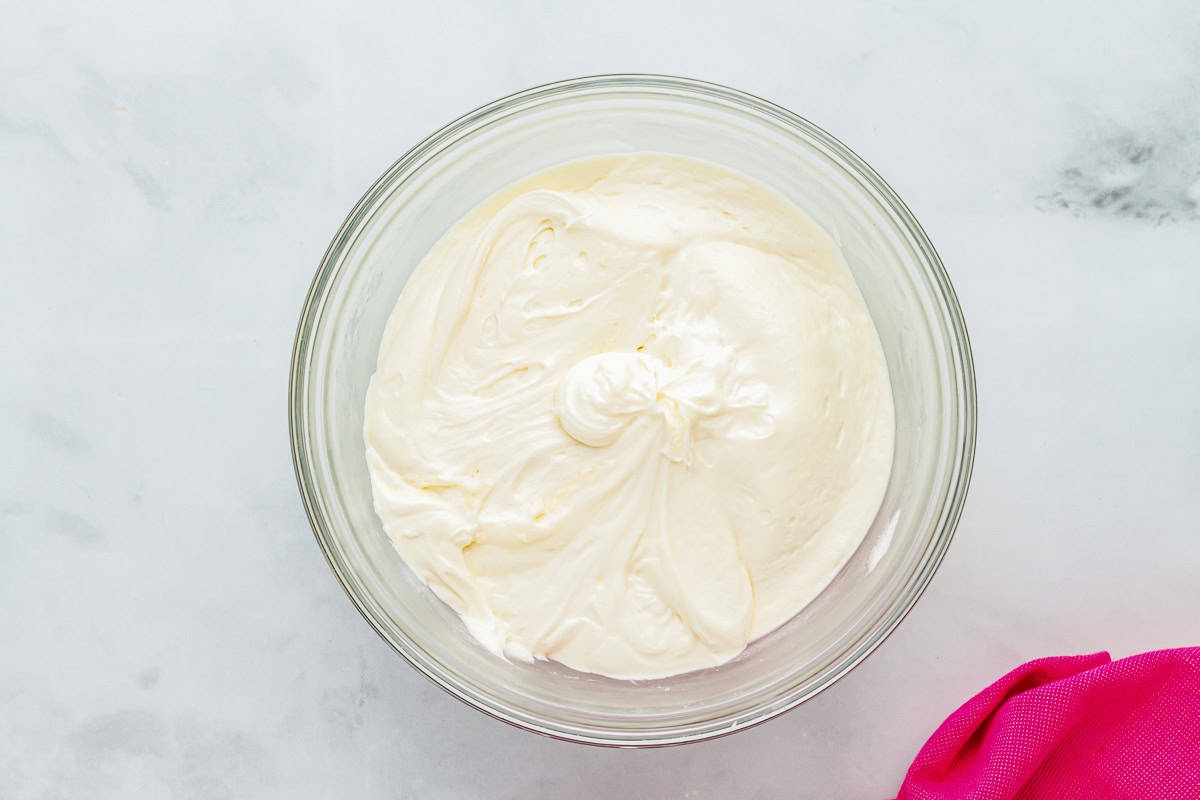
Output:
left=364, top=154, right=894, bottom=679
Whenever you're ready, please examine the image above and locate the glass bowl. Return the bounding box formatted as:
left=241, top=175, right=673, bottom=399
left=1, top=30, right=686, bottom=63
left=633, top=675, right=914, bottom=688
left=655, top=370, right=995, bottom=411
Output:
left=289, top=75, right=976, bottom=746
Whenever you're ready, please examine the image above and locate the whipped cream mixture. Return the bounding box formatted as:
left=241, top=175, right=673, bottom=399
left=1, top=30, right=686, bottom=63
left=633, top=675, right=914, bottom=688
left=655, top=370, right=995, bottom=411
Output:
left=364, top=155, right=894, bottom=679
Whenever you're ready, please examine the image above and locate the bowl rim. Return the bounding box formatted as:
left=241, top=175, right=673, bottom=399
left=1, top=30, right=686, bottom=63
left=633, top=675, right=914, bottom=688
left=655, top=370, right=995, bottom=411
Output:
left=289, top=73, right=978, bottom=747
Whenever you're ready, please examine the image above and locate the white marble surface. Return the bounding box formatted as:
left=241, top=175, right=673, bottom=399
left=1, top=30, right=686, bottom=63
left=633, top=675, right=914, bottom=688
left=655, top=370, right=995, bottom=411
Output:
left=4, top=1, right=1199, bottom=797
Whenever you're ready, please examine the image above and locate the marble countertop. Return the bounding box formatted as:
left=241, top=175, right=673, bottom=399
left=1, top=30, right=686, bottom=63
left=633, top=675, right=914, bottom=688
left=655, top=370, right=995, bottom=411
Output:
left=4, top=1, right=1199, bottom=797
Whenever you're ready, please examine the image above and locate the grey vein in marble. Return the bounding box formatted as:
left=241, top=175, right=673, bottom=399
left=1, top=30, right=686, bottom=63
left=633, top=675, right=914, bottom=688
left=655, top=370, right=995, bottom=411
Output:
left=1040, top=116, right=1200, bottom=222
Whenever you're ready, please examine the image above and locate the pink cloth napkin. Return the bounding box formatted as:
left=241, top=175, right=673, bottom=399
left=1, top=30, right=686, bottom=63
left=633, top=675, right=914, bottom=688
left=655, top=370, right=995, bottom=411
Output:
left=894, top=648, right=1200, bottom=799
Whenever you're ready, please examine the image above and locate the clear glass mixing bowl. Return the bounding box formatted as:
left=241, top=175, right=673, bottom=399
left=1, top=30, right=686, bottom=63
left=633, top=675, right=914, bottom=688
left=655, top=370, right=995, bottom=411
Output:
left=289, top=75, right=976, bottom=746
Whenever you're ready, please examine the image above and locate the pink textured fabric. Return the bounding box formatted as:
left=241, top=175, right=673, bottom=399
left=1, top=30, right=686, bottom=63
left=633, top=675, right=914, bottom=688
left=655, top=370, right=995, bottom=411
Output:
left=895, top=648, right=1200, bottom=800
